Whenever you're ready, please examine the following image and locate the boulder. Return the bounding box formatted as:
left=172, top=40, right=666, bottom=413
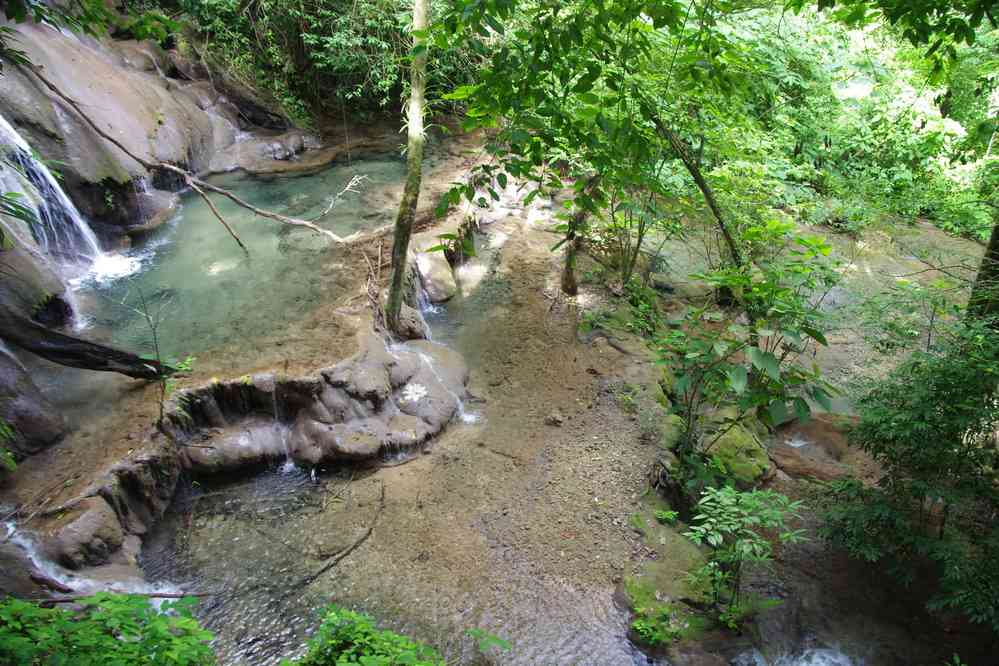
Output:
left=769, top=443, right=851, bottom=481
left=0, top=344, right=66, bottom=459
left=86, top=437, right=182, bottom=536
left=0, top=542, right=50, bottom=599
left=415, top=251, right=458, bottom=303
left=708, top=423, right=772, bottom=488
left=393, top=304, right=429, bottom=341
left=41, top=496, right=123, bottom=569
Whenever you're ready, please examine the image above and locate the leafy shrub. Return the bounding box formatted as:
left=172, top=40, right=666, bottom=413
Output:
left=823, top=320, right=999, bottom=634
left=685, top=486, right=805, bottom=628
left=0, top=593, right=215, bottom=665
left=286, top=606, right=443, bottom=666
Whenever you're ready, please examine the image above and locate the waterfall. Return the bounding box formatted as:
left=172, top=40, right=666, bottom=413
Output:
left=0, top=113, right=102, bottom=263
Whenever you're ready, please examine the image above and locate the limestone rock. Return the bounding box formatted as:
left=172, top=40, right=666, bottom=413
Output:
left=545, top=410, right=565, bottom=426
left=178, top=332, right=468, bottom=472
left=42, top=497, right=123, bottom=569
left=87, top=437, right=182, bottom=536
left=181, top=419, right=288, bottom=474
left=0, top=542, right=50, bottom=599
left=394, top=304, right=429, bottom=341
left=0, top=344, right=66, bottom=459
left=415, top=251, right=457, bottom=303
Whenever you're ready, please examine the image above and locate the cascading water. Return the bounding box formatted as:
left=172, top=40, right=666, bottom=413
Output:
left=0, top=113, right=101, bottom=263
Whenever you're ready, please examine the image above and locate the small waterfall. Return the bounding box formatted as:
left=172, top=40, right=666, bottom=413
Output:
left=3, top=521, right=181, bottom=600
left=0, top=113, right=102, bottom=263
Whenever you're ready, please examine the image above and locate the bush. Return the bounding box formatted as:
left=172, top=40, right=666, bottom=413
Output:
left=0, top=593, right=215, bottom=665
left=286, top=606, right=443, bottom=666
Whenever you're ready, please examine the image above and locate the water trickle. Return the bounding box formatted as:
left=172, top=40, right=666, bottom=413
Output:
left=4, top=521, right=182, bottom=600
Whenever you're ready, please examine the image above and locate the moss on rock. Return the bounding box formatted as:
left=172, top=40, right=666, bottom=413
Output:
left=708, top=423, right=772, bottom=488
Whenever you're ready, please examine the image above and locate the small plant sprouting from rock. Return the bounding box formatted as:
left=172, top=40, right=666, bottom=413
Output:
left=0, top=418, right=16, bottom=472
left=654, top=509, right=678, bottom=525
left=466, top=627, right=512, bottom=658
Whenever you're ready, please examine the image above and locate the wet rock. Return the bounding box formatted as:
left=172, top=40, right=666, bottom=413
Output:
left=0, top=542, right=49, bottom=599
left=181, top=419, right=288, bottom=474
left=770, top=414, right=856, bottom=481
left=88, top=437, right=182, bottom=536
left=176, top=332, right=468, bottom=472
left=769, top=443, right=851, bottom=482
left=0, top=344, right=66, bottom=459
left=415, top=251, right=458, bottom=303
left=709, top=424, right=772, bottom=488
left=41, top=497, right=123, bottom=569
left=165, top=50, right=210, bottom=81
left=394, top=304, right=429, bottom=341
left=545, top=410, right=565, bottom=426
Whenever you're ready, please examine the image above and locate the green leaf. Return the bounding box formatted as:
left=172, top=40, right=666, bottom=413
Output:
left=768, top=400, right=790, bottom=426
left=748, top=348, right=780, bottom=381
left=727, top=365, right=748, bottom=394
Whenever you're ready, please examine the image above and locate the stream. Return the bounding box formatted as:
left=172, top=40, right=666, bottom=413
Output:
left=8, top=127, right=966, bottom=664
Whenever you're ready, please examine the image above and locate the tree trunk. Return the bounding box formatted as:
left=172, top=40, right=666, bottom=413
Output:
left=386, top=0, right=429, bottom=334
left=0, top=307, right=170, bottom=379
left=969, top=222, right=999, bottom=322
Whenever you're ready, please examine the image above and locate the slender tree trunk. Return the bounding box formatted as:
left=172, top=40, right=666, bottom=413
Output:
left=561, top=176, right=601, bottom=295
left=969, top=222, right=999, bottom=322
left=386, top=0, right=429, bottom=333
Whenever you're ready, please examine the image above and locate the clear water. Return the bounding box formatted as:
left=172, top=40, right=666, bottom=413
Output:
left=72, top=158, right=406, bottom=361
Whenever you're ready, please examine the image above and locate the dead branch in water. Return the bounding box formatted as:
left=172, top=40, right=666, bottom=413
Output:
left=293, top=480, right=385, bottom=590
left=39, top=592, right=213, bottom=607
left=21, top=65, right=374, bottom=246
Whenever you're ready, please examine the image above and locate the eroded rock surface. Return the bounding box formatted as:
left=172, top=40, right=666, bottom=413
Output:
left=169, top=332, right=468, bottom=474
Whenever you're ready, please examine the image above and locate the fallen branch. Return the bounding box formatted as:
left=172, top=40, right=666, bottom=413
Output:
left=0, top=305, right=171, bottom=379
left=22, top=65, right=364, bottom=245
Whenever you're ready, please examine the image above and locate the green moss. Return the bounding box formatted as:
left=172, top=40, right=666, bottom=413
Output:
left=709, top=424, right=771, bottom=487
left=628, top=512, right=647, bottom=533
left=659, top=414, right=685, bottom=451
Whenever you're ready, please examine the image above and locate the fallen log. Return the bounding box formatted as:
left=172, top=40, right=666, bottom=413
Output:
left=0, top=306, right=172, bottom=380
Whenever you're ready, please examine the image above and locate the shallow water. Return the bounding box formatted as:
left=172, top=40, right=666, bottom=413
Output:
left=72, top=157, right=406, bottom=361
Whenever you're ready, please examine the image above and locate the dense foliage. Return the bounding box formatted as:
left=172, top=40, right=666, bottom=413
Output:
left=174, top=0, right=479, bottom=121
left=0, top=593, right=215, bottom=665
left=823, top=320, right=999, bottom=633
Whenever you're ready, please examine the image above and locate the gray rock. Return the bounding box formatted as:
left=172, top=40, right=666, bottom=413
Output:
left=0, top=344, right=66, bottom=459
left=42, top=496, right=123, bottom=569
left=415, top=251, right=457, bottom=303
